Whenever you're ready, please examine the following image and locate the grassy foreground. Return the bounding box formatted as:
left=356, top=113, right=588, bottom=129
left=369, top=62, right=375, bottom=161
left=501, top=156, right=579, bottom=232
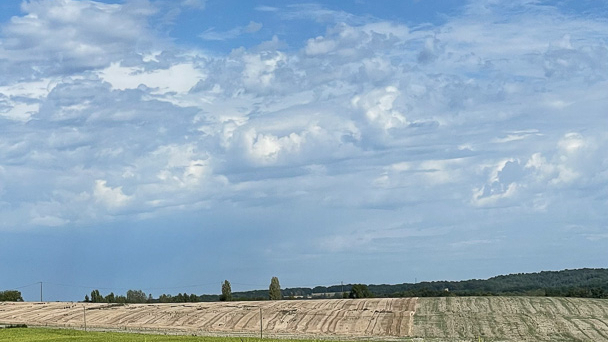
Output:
left=0, top=328, right=301, bottom=342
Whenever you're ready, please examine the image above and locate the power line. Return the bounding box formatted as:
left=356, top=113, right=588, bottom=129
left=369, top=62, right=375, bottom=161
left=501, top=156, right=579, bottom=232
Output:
left=36, top=281, right=221, bottom=292
left=7, top=279, right=354, bottom=301
left=10, top=282, right=41, bottom=290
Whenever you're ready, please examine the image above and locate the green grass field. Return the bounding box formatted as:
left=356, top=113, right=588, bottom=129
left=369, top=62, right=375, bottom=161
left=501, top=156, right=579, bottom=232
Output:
left=0, top=328, right=310, bottom=342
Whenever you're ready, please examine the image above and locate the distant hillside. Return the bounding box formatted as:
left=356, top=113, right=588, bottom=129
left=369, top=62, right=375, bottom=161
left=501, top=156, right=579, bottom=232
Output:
left=226, top=268, right=608, bottom=300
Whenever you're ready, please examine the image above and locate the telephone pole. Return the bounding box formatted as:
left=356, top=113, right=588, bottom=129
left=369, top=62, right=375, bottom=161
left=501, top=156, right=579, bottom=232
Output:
left=259, top=307, right=263, bottom=339
left=40, top=282, right=43, bottom=302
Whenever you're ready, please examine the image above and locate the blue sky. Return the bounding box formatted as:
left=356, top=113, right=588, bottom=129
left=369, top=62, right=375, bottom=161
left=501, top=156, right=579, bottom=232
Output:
left=0, top=0, right=607, bottom=302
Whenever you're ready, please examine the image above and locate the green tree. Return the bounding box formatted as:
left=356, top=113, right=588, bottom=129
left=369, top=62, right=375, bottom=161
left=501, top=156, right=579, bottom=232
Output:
left=0, top=290, right=24, bottom=302
left=220, top=280, right=232, bottom=301
left=126, top=289, right=147, bottom=303
left=349, top=284, right=372, bottom=299
left=90, top=289, right=104, bottom=303
left=269, top=276, right=281, bottom=300
left=84, top=294, right=90, bottom=302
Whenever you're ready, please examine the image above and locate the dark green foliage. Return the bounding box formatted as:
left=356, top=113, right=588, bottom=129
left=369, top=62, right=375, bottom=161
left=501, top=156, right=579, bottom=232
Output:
left=89, top=290, right=104, bottom=303
left=126, top=289, right=148, bottom=303
left=84, top=290, right=200, bottom=304
left=349, top=284, right=372, bottom=298
left=155, top=293, right=200, bottom=303
left=158, top=294, right=172, bottom=303
left=382, top=268, right=608, bottom=298
left=105, top=292, right=115, bottom=303
left=228, top=268, right=608, bottom=300
left=78, top=268, right=608, bottom=303
left=269, top=276, right=281, bottom=300
left=0, top=290, right=23, bottom=302
left=220, top=280, right=232, bottom=301
left=0, top=323, right=27, bottom=329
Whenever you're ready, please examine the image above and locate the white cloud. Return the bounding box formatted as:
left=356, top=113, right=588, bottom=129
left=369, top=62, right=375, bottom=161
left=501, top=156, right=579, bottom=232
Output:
left=0, top=102, right=39, bottom=122
left=241, top=51, right=285, bottom=89
left=30, top=215, right=69, bottom=227
left=181, top=0, right=206, bottom=10
left=305, top=37, right=337, bottom=56
left=200, top=21, right=263, bottom=41
left=244, top=21, right=263, bottom=33
left=471, top=159, right=524, bottom=207
left=98, top=62, right=205, bottom=94
left=255, top=6, right=278, bottom=12
left=0, top=0, right=158, bottom=75
left=243, top=129, right=305, bottom=165
left=352, top=86, right=406, bottom=130
left=0, top=78, right=57, bottom=99
left=0, top=0, right=607, bottom=245
left=94, top=180, right=131, bottom=209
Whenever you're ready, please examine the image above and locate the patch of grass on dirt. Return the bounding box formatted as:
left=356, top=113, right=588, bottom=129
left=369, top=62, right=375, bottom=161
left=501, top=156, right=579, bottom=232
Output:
left=0, top=328, right=379, bottom=342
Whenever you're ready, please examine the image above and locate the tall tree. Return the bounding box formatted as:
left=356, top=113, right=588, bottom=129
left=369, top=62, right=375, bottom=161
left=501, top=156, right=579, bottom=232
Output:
left=220, top=280, right=232, bottom=301
left=0, top=290, right=24, bottom=302
left=269, top=276, right=281, bottom=300
left=90, top=289, right=104, bottom=303
left=126, top=289, right=147, bottom=303
left=349, top=284, right=372, bottom=299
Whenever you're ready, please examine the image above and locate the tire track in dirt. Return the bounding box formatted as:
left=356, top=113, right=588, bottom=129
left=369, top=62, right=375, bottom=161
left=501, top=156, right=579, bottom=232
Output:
left=0, top=298, right=416, bottom=337
left=0, top=298, right=416, bottom=338
left=413, top=297, right=608, bottom=341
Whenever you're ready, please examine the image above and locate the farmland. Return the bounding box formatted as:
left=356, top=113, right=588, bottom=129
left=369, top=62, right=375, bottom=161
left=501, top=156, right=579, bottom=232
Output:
left=0, top=298, right=416, bottom=339
left=2, top=297, right=608, bottom=341
left=414, top=296, right=608, bottom=341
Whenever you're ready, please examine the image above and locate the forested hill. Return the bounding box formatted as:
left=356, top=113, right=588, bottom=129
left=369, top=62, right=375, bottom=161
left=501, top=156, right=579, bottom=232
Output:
left=228, top=268, right=608, bottom=300
left=368, top=268, right=608, bottom=297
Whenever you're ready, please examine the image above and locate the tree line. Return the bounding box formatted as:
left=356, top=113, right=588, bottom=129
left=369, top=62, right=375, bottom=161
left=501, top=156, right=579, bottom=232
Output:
left=224, top=269, right=608, bottom=300
left=3, top=268, right=605, bottom=303
left=0, top=290, right=23, bottom=302
left=84, top=289, right=200, bottom=303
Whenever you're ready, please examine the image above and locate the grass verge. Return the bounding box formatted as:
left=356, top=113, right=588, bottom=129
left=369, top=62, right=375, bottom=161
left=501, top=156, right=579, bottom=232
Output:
left=0, top=328, right=386, bottom=342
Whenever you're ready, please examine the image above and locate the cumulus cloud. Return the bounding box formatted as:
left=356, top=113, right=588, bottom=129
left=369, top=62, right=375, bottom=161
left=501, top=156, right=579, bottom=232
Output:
left=0, top=0, right=607, bottom=253
left=0, top=0, right=158, bottom=77
left=98, top=62, right=204, bottom=94
left=94, top=180, right=131, bottom=209
left=352, top=86, right=406, bottom=130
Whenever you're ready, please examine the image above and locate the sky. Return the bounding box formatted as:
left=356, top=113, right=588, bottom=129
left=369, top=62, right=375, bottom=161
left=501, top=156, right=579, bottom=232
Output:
left=0, top=0, right=607, bottom=302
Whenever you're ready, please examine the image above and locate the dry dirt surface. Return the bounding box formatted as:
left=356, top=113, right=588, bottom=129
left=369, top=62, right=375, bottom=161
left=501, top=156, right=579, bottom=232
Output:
left=0, top=298, right=417, bottom=339
left=413, top=296, right=608, bottom=341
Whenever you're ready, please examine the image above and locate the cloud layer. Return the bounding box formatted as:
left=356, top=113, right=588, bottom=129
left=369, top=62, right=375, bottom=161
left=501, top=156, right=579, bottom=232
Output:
left=0, top=0, right=606, bottom=291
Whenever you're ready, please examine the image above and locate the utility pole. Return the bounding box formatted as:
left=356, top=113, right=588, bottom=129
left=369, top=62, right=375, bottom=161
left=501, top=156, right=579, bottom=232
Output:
left=341, top=281, right=344, bottom=297
left=259, top=307, right=263, bottom=339
left=83, top=306, right=87, bottom=332
left=40, top=282, right=43, bottom=302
